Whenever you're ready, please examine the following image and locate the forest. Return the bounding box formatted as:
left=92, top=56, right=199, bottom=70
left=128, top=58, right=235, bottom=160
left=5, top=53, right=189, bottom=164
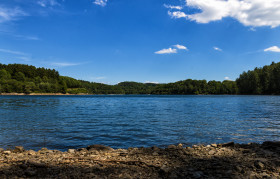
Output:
left=0, top=62, right=279, bottom=95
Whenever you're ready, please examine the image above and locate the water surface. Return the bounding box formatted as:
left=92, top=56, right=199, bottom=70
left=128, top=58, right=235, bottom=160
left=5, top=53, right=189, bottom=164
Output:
left=0, top=95, right=279, bottom=151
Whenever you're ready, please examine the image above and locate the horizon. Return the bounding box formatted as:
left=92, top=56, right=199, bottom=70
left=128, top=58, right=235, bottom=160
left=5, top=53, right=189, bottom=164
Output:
left=1, top=0, right=280, bottom=85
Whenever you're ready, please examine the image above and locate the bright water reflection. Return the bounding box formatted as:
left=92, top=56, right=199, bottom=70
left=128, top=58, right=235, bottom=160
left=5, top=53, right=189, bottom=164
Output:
left=0, top=95, right=279, bottom=151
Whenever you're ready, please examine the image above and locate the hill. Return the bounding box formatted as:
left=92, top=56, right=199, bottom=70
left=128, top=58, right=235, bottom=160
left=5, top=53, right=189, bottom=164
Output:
left=0, top=62, right=279, bottom=95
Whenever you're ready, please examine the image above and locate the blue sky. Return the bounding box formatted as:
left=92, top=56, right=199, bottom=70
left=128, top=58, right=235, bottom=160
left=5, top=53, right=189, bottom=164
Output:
left=0, top=0, right=280, bottom=84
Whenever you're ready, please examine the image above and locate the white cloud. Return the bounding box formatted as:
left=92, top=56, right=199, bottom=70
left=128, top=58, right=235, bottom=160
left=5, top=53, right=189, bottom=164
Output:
left=164, top=4, right=183, bottom=10
left=224, top=77, right=231, bottom=80
left=264, top=46, right=280, bottom=52
left=168, top=0, right=280, bottom=28
left=0, top=7, right=27, bottom=23
left=155, top=44, right=189, bottom=54
left=213, top=46, right=222, bottom=51
left=0, top=48, right=27, bottom=56
left=38, top=0, right=60, bottom=7
left=145, top=81, right=159, bottom=84
left=51, top=62, right=80, bottom=67
left=155, top=48, right=177, bottom=54
left=173, top=44, right=188, bottom=50
left=93, top=0, right=108, bottom=7
left=168, top=11, right=187, bottom=18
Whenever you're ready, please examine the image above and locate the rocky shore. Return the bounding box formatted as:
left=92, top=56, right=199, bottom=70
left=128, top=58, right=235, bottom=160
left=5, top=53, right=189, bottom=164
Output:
left=1, top=141, right=280, bottom=178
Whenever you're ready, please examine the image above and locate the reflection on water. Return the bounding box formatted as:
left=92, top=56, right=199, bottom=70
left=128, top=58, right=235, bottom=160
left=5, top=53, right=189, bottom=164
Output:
left=0, top=95, right=280, bottom=151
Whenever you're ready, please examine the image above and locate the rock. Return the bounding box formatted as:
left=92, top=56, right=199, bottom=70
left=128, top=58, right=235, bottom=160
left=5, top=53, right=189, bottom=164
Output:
left=262, top=141, right=280, bottom=150
left=208, top=150, right=216, bottom=155
left=14, top=146, right=24, bottom=153
left=160, top=164, right=171, bottom=173
left=211, top=144, right=218, bottom=148
left=27, top=160, right=46, bottom=168
left=19, top=164, right=28, bottom=170
left=254, top=161, right=265, bottom=170
left=193, top=171, right=203, bottom=178
left=3, top=151, right=11, bottom=155
left=178, top=143, right=183, bottom=148
left=86, top=145, right=113, bottom=151
left=41, top=147, right=48, bottom=151
left=28, top=150, right=36, bottom=155
left=0, top=148, right=4, bottom=152
left=167, top=145, right=177, bottom=149
left=25, top=169, right=37, bottom=176
left=235, top=166, right=242, bottom=172
left=68, top=149, right=75, bottom=153
left=151, top=146, right=159, bottom=151
left=226, top=170, right=232, bottom=174
left=221, top=142, right=235, bottom=147
left=193, top=145, right=199, bottom=148
left=152, top=152, right=158, bottom=156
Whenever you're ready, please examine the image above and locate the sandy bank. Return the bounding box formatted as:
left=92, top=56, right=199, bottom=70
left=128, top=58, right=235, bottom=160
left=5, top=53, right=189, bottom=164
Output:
left=1, top=141, right=280, bottom=178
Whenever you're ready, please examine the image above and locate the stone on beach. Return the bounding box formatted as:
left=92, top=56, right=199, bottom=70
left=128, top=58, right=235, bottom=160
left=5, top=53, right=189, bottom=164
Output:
left=0, top=141, right=279, bottom=178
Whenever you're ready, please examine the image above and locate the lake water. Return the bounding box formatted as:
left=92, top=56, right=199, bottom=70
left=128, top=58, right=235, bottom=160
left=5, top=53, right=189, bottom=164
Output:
left=0, top=95, right=280, bottom=151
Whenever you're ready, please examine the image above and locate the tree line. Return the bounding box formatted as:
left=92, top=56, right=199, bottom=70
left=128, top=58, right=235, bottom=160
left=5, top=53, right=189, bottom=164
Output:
left=236, top=62, right=280, bottom=94
left=0, top=62, right=279, bottom=95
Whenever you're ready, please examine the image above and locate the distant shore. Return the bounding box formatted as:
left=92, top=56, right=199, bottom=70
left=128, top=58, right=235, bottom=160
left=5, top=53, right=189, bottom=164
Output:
left=1, top=141, right=279, bottom=178
left=0, top=93, right=90, bottom=96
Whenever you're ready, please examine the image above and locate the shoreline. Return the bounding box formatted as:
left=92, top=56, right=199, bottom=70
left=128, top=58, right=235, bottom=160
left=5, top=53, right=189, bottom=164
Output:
left=0, top=93, right=278, bottom=96
left=1, top=141, right=279, bottom=178
left=0, top=93, right=90, bottom=96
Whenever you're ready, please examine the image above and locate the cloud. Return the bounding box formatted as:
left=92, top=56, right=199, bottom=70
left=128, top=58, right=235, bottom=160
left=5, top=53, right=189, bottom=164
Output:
left=173, top=44, right=188, bottom=50
left=145, top=81, right=159, bottom=84
left=168, top=11, right=187, bottom=18
left=0, top=48, right=27, bottom=56
left=155, top=44, right=188, bottom=54
left=38, top=0, right=60, bottom=7
left=264, top=46, right=280, bottom=52
left=224, top=76, right=233, bottom=81
left=51, top=62, right=80, bottom=67
left=168, top=0, right=280, bottom=28
left=164, top=4, right=183, bottom=10
left=155, top=48, right=177, bottom=54
left=0, top=7, right=28, bottom=23
left=93, top=0, right=108, bottom=7
left=213, top=46, right=222, bottom=51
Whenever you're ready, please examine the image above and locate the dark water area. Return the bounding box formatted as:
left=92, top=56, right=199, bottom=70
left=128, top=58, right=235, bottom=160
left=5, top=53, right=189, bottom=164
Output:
left=0, top=95, right=280, bottom=151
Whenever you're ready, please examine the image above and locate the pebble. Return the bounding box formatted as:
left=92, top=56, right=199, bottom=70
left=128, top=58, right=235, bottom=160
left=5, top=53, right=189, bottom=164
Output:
left=3, top=151, right=11, bottom=155
left=254, top=161, right=265, bottom=169
left=211, top=144, right=218, bottom=147
left=25, top=169, right=37, bottom=176
left=167, top=145, right=176, bottom=149
left=193, top=171, right=203, bottom=178
left=208, top=150, right=216, bottom=155
left=68, top=149, right=75, bottom=154
left=0, top=141, right=279, bottom=178
left=14, top=146, right=24, bottom=153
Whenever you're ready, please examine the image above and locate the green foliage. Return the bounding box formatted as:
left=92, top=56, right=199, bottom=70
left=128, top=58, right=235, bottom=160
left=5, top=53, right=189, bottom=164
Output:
left=1, top=62, right=279, bottom=95
left=236, top=62, right=280, bottom=94
left=67, top=88, right=88, bottom=94
left=0, top=64, right=65, bottom=94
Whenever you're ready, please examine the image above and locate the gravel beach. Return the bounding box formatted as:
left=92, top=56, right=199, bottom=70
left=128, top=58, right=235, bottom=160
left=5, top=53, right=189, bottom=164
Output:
left=0, top=141, right=280, bottom=178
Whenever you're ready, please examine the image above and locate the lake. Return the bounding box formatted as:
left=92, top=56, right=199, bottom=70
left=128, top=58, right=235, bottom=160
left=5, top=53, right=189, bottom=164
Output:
left=0, top=95, right=279, bottom=151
